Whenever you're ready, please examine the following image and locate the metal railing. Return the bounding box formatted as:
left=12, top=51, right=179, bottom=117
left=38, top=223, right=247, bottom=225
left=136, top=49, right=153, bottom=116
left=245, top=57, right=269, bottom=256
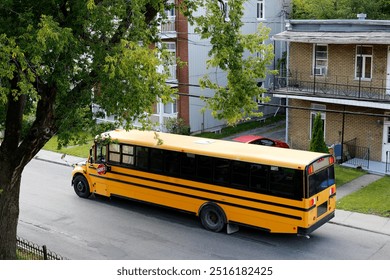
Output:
left=342, top=138, right=370, bottom=169
left=17, top=236, right=66, bottom=260
left=273, top=74, right=390, bottom=102
left=160, top=19, right=176, bottom=33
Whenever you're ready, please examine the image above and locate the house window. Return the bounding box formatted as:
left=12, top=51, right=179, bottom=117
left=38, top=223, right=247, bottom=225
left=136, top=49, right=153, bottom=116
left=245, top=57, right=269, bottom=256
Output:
left=165, top=2, right=175, bottom=20
left=163, top=99, right=177, bottom=115
left=310, top=104, right=326, bottom=139
left=163, top=42, right=177, bottom=80
left=313, top=45, right=328, bottom=76
left=355, top=46, right=373, bottom=80
left=222, top=0, right=230, bottom=21
left=257, top=0, right=265, bottom=20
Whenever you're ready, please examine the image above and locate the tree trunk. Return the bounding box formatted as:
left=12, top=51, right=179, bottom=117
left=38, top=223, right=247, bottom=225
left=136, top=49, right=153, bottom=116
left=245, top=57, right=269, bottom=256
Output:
left=0, top=163, right=22, bottom=260
left=0, top=83, right=57, bottom=259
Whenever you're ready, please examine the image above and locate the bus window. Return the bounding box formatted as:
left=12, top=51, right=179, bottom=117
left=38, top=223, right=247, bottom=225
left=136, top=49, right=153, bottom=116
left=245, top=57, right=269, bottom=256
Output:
left=181, top=153, right=196, bottom=178
left=96, top=143, right=107, bottom=163
left=231, top=161, right=249, bottom=188
left=214, top=158, right=230, bottom=185
left=122, top=145, right=134, bottom=166
left=269, top=167, right=303, bottom=199
left=164, top=151, right=180, bottom=175
left=108, top=143, right=120, bottom=163
left=309, top=166, right=335, bottom=197
left=197, top=155, right=213, bottom=182
left=135, top=146, right=149, bottom=169
left=150, top=148, right=164, bottom=172
left=250, top=164, right=268, bottom=192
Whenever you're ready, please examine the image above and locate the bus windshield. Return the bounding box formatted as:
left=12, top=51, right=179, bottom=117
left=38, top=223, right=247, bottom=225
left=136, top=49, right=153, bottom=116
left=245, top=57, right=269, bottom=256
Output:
left=308, top=165, right=335, bottom=197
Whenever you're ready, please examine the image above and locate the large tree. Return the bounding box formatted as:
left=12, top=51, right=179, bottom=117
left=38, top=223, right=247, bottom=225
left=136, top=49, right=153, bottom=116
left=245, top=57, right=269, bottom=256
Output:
left=0, top=0, right=274, bottom=259
left=0, top=0, right=176, bottom=260
left=292, top=0, right=390, bottom=19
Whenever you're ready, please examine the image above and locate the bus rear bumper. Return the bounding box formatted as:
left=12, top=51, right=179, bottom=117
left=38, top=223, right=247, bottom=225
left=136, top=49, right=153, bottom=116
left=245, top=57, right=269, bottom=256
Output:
left=298, top=211, right=335, bottom=235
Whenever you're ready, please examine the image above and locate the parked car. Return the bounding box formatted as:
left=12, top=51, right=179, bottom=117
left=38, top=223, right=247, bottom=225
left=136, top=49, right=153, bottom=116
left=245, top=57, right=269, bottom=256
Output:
left=232, top=135, right=290, bottom=148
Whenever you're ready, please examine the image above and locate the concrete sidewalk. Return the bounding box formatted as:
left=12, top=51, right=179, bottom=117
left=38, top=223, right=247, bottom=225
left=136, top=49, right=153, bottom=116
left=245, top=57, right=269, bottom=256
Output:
left=331, top=173, right=390, bottom=236
left=35, top=149, right=87, bottom=167
left=34, top=149, right=390, bottom=236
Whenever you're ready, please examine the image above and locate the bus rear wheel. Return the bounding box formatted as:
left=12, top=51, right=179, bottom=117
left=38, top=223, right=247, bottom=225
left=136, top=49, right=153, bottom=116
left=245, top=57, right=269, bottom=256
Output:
left=73, top=175, right=91, bottom=198
left=200, top=204, right=226, bottom=232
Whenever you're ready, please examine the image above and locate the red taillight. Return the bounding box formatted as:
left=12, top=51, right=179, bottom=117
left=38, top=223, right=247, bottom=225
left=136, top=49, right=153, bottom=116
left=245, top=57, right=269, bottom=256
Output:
left=310, top=198, right=316, bottom=206
left=329, top=156, right=335, bottom=164
left=308, top=165, right=314, bottom=175
left=330, top=187, right=335, bottom=195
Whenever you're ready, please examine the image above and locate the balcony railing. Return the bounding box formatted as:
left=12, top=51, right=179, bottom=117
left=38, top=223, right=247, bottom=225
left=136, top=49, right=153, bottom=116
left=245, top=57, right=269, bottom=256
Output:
left=272, top=72, right=390, bottom=102
left=160, top=19, right=176, bottom=33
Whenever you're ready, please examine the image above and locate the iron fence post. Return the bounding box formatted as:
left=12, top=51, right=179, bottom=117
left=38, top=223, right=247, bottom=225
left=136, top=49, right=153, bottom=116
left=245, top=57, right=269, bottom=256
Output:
left=42, top=245, right=48, bottom=260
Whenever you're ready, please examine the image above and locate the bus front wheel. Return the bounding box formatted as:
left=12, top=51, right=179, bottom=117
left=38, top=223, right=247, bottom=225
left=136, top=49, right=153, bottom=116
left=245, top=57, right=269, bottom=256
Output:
left=200, top=204, right=226, bottom=232
left=73, top=175, right=91, bottom=198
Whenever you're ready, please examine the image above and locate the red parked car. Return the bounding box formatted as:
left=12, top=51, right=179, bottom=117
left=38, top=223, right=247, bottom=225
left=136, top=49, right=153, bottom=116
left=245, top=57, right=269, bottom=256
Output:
left=232, top=135, right=290, bottom=148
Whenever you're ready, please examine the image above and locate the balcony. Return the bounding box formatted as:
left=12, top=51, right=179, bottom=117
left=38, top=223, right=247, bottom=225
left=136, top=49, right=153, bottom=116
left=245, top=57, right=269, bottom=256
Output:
left=160, top=18, right=176, bottom=39
left=272, top=72, right=390, bottom=103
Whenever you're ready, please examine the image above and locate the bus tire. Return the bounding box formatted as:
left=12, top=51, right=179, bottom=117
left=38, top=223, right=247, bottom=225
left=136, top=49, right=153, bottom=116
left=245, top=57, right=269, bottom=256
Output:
left=199, top=203, right=226, bottom=232
left=73, top=175, right=91, bottom=198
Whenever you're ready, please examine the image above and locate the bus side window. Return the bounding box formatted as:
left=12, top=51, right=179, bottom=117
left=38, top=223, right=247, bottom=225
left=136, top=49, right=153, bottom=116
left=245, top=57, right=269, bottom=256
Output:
left=108, top=143, right=120, bottom=163
left=122, top=145, right=134, bottom=166
left=250, top=164, right=268, bottom=192
left=150, top=148, right=164, bottom=172
left=164, top=151, right=180, bottom=175
left=135, top=146, right=149, bottom=169
left=181, top=153, right=196, bottom=178
left=96, top=143, right=107, bottom=163
left=269, top=167, right=301, bottom=199
left=214, top=158, right=230, bottom=185
left=196, top=155, right=213, bottom=182
left=231, top=161, right=249, bottom=188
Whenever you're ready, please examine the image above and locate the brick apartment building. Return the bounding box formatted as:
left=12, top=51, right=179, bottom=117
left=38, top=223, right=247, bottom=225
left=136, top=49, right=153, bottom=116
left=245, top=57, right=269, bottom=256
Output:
left=271, top=17, right=390, bottom=165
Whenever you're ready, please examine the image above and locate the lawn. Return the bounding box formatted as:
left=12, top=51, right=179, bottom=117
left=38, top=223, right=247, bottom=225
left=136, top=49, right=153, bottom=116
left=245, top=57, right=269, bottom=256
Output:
left=334, top=164, right=390, bottom=218
left=334, top=164, right=366, bottom=187
left=337, top=176, right=390, bottom=217
left=43, top=135, right=92, bottom=158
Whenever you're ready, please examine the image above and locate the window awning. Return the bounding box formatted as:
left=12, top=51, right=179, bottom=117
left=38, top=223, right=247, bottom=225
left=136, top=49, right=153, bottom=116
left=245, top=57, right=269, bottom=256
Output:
left=272, top=31, right=390, bottom=44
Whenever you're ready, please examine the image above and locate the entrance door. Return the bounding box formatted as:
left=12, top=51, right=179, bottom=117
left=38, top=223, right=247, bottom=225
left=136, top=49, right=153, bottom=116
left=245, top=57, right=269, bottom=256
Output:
left=382, top=121, right=390, bottom=162
left=387, top=47, right=390, bottom=95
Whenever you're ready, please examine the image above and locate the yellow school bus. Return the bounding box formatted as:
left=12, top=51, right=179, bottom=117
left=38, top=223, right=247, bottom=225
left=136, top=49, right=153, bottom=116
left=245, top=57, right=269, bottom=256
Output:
left=71, top=129, right=336, bottom=235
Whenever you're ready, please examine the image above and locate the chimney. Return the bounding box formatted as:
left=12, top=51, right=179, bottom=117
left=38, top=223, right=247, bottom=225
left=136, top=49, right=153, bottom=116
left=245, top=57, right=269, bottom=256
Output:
left=357, top=13, right=367, bottom=20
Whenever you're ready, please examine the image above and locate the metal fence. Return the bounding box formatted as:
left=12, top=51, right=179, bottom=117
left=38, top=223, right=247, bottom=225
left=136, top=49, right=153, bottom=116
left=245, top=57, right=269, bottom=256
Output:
left=343, top=141, right=370, bottom=169
left=16, top=236, right=67, bottom=260
left=273, top=73, right=390, bottom=102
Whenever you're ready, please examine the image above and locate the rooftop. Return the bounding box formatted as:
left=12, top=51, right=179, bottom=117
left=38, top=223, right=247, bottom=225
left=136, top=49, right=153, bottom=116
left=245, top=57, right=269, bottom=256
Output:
left=273, top=19, right=390, bottom=44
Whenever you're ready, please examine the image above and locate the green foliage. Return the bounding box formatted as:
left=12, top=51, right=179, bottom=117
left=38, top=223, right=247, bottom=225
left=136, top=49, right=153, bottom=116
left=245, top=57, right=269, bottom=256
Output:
left=164, top=117, right=191, bottom=135
left=0, top=0, right=176, bottom=147
left=309, top=112, right=328, bottom=153
left=292, top=0, right=390, bottom=19
left=181, top=0, right=275, bottom=125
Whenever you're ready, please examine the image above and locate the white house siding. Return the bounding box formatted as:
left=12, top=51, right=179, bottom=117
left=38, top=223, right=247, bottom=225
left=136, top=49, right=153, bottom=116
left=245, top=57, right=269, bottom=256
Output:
left=188, top=0, right=291, bottom=133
